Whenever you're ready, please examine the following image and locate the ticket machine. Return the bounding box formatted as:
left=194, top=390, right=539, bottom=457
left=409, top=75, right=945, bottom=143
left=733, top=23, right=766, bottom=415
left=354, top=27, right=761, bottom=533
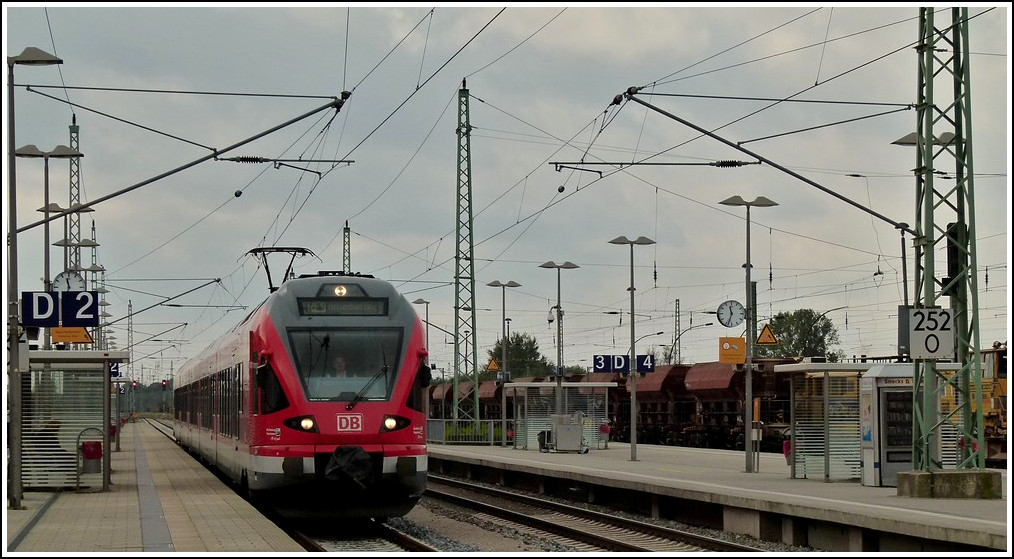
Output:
left=860, top=363, right=915, bottom=487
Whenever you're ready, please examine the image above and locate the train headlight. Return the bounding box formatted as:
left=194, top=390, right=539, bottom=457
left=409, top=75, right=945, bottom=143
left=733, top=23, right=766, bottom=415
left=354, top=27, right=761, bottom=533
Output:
left=283, top=415, right=318, bottom=433
left=380, top=415, right=411, bottom=433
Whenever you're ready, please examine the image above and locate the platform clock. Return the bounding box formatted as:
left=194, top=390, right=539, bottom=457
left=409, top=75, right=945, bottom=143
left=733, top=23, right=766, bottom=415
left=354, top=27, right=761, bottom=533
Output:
left=53, top=270, right=87, bottom=291
left=717, top=299, right=746, bottom=328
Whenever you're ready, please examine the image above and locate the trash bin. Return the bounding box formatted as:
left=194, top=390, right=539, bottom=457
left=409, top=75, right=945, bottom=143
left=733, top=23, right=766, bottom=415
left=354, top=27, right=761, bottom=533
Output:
left=598, top=420, right=611, bottom=449
left=81, top=441, right=102, bottom=474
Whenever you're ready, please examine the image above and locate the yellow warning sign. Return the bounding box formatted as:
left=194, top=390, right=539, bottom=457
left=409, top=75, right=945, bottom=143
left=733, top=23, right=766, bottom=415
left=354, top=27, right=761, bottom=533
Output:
left=51, top=326, right=94, bottom=344
left=485, top=358, right=500, bottom=372
left=756, top=324, right=778, bottom=346
left=719, top=337, right=746, bottom=364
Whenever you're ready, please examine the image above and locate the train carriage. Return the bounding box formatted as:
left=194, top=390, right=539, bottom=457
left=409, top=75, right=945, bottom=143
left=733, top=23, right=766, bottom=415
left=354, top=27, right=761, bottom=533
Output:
left=173, top=271, right=431, bottom=519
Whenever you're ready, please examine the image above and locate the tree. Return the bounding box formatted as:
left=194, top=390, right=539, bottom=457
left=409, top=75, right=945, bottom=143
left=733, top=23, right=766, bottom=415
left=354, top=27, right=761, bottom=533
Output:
left=564, top=364, right=587, bottom=376
left=753, top=308, right=845, bottom=362
left=486, top=332, right=554, bottom=378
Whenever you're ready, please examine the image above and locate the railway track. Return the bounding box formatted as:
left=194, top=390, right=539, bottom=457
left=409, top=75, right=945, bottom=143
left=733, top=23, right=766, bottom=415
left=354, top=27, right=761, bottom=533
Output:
left=425, top=474, right=768, bottom=552
left=293, top=518, right=438, bottom=552
left=145, top=419, right=436, bottom=552
left=148, top=419, right=765, bottom=552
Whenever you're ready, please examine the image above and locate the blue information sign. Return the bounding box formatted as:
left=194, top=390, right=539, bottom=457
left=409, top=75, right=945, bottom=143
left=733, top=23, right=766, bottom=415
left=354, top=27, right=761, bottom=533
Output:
left=636, top=354, right=655, bottom=373
left=592, top=354, right=654, bottom=374
left=21, top=291, right=100, bottom=327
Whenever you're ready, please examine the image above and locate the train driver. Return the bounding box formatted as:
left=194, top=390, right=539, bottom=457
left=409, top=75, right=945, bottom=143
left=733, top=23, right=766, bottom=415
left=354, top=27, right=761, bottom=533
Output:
left=329, top=355, right=348, bottom=377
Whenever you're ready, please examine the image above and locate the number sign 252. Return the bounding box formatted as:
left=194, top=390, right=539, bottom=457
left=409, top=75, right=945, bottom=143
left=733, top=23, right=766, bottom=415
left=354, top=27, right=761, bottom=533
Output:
left=909, top=308, right=954, bottom=360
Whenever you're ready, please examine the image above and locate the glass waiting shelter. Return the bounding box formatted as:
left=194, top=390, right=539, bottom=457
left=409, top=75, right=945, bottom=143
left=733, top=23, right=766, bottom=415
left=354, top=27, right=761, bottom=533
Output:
left=19, top=349, right=130, bottom=491
left=774, top=362, right=873, bottom=482
left=508, top=381, right=615, bottom=451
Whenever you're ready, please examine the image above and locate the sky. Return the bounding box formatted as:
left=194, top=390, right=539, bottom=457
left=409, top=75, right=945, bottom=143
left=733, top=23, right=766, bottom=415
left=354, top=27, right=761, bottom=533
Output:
left=3, top=3, right=1010, bottom=384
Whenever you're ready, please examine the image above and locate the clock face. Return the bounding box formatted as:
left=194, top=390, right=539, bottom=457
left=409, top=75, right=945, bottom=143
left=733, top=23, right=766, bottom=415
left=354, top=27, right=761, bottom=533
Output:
left=54, top=271, right=87, bottom=291
left=717, top=299, right=746, bottom=328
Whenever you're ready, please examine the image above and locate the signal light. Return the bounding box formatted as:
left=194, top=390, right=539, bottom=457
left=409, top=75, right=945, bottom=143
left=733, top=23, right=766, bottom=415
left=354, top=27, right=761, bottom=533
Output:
left=132, top=380, right=138, bottom=389
left=161, top=379, right=167, bottom=390
left=942, top=222, right=965, bottom=296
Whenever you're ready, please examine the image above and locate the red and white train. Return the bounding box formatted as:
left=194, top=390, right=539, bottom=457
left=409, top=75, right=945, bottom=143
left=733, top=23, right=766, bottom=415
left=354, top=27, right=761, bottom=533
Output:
left=173, top=270, right=431, bottom=519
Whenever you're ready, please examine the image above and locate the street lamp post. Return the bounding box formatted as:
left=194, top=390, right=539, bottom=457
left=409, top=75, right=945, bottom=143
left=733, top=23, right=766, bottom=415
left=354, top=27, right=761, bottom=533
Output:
left=719, top=195, right=777, bottom=473
left=487, top=280, right=520, bottom=446
left=411, top=298, right=431, bottom=350
left=539, top=261, right=578, bottom=414
left=7, top=46, right=65, bottom=511
left=666, top=322, right=715, bottom=364
left=505, top=317, right=513, bottom=446
left=15, top=145, right=83, bottom=292
left=608, top=235, right=655, bottom=461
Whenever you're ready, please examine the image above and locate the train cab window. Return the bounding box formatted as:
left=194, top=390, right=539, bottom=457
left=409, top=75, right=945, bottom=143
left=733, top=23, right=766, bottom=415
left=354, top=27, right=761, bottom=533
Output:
left=289, top=327, right=403, bottom=402
left=256, top=360, right=290, bottom=415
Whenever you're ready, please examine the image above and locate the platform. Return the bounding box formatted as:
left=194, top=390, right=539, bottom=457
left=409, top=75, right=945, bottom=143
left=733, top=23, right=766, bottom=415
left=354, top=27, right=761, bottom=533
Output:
left=5, top=420, right=305, bottom=553
left=428, top=442, right=1009, bottom=552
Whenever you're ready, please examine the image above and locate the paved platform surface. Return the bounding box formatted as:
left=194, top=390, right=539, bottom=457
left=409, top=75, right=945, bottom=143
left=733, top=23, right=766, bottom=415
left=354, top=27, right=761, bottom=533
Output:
left=6, top=422, right=1008, bottom=553
left=5, top=420, right=304, bottom=554
left=429, top=441, right=1010, bottom=552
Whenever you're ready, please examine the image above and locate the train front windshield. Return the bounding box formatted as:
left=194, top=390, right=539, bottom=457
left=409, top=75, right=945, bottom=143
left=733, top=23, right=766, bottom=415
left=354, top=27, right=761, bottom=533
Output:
left=289, top=328, right=403, bottom=402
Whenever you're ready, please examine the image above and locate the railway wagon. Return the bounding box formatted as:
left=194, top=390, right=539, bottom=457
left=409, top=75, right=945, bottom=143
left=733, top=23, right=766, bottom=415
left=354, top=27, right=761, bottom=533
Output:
left=173, top=271, right=431, bottom=519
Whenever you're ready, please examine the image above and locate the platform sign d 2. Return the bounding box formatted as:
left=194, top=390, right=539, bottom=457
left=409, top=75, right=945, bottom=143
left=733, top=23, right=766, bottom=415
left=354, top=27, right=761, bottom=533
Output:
left=21, top=291, right=100, bottom=327
left=909, top=308, right=954, bottom=360
left=21, top=292, right=59, bottom=327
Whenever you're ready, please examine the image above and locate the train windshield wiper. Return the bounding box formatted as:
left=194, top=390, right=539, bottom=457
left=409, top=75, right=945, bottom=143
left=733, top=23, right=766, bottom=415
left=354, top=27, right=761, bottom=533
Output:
left=345, top=365, right=388, bottom=410
left=346, top=345, right=389, bottom=410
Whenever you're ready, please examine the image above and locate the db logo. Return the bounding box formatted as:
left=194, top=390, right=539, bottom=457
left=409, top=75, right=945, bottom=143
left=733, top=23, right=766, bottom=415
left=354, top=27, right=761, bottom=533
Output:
left=337, top=414, right=363, bottom=432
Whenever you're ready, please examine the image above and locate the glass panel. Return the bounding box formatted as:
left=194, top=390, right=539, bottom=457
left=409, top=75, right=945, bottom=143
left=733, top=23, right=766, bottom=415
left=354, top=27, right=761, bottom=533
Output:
left=289, top=328, right=402, bottom=402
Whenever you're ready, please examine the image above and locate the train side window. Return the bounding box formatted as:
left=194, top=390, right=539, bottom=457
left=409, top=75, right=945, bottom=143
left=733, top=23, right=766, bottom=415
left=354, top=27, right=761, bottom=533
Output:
left=407, top=362, right=432, bottom=412
left=255, top=361, right=290, bottom=414
left=419, top=363, right=432, bottom=388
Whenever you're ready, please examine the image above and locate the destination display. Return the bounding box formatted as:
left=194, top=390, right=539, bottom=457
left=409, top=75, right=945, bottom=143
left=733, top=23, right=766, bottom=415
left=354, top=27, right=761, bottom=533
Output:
left=297, top=297, right=387, bottom=316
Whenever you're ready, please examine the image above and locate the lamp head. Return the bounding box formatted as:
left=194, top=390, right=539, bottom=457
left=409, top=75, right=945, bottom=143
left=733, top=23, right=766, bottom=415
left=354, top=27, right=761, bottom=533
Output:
left=720, top=195, right=777, bottom=208
left=609, top=235, right=655, bottom=246
left=9, top=47, right=63, bottom=66
left=15, top=145, right=46, bottom=159
left=719, top=195, right=747, bottom=207
left=540, top=261, right=579, bottom=270
left=47, top=145, right=83, bottom=159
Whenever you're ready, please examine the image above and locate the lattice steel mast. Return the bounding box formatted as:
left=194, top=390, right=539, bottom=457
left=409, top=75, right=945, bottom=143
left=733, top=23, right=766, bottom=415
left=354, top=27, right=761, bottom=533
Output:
left=343, top=220, right=351, bottom=273
left=67, top=116, right=83, bottom=272
left=453, top=80, right=479, bottom=421
left=911, top=7, right=983, bottom=470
